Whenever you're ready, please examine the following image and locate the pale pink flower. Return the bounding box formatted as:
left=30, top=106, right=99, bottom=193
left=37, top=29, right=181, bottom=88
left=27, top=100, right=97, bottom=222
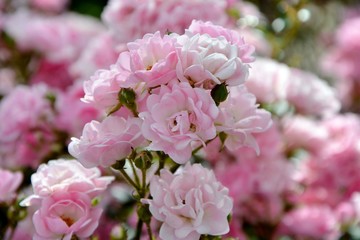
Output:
left=117, top=32, right=178, bottom=88
left=140, top=82, right=218, bottom=164
left=32, top=191, right=102, bottom=240
left=20, top=159, right=114, bottom=206
left=321, top=16, right=360, bottom=107
left=143, top=163, right=233, bottom=240
left=282, top=115, right=328, bottom=153
left=82, top=63, right=128, bottom=112
left=55, top=82, right=101, bottom=137
left=287, top=68, right=341, bottom=117
left=155, top=0, right=228, bottom=37
left=297, top=114, right=360, bottom=207
left=0, top=169, right=23, bottom=203
left=4, top=9, right=104, bottom=62
left=216, top=85, right=272, bottom=153
left=215, top=154, right=293, bottom=224
left=71, top=33, right=119, bottom=79
left=29, top=0, right=69, bottom=12
left=278, top=205, right=340, bottom=240
left=69, top=116, right=145, bottom=168
left=0, top=84, right=55, bottom=169
left=187, top=20, right=255, bottom=63
left=246, top=58, right=290, bottom=103
left=0, top=68, right=16, bottom=96
left=101, top=0, right=160, bottom=43
left=102, top=0, right=229, bottom=43
left=247, top=58, right=340, bottom=116
left=176, top=32, right=250, bottom=89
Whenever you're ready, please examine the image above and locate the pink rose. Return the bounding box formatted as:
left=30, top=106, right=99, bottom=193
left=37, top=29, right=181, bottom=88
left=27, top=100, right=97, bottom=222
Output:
left=55, top=82, right=101, bottom=137
left=143, top=163, right=233, bottom=240
left=140, top=82, right=218, bottom=164
left=4, top=9, right=104, bottom=62
left=21, top=159, right=114, bottom=206
left=117, top=31, right=178, bottom=88
left=82, top=63, right=129, bottom=112
left=102, top=0, right=229, bottom=43
left=32, top=191, right=102, bottom=240
left=71, top=33, right=119, bottom=79
left=0, top=168, right=23, bottom=203
left=30, top=59, right=75, bottom=91
left=278, top=205, right=340, bottom=240
left=187, top=20, right=255, bottom=63
left=0, top=84, right=56, bottom=169
left=69, top=116, right=145, bottom=168
left=216, top=85, right=272, bottom=153
left=176, top=32, right=250, bottom=89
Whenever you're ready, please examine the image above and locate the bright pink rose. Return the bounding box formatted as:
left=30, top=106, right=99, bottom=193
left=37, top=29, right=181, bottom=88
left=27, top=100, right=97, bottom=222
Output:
left=32, top=191, right=102, bottom=240
left=278, top=205, right=340, bottom=240
left=187, top=20, right=255, bottom=63
left=30, top=59, right=75, bottom=91
left=117, top=32, right=178, bottom=88
left=69, top=116, right=145, bottom=168
left=140, top=82, right=218, bottom=164
left=0, top=84, right=55, bottom=169
left=55, top=82, right=101, bottom=137
left=21, top=159, right=114, bottom=206
left=0, top=169, right=23, bottom=203
left=216, top=85, right=272, bottom=153
left=143, top=163, right=233, bottom=240
left=176, top=32, right=250, bottom=89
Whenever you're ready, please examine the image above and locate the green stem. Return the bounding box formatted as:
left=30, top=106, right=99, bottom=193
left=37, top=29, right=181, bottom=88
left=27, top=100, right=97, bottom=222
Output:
left=118, top=168, right=140, bottom=193
left=134, top=219, right=143, bottom=240
left=129, top=159, right=141, bottom=188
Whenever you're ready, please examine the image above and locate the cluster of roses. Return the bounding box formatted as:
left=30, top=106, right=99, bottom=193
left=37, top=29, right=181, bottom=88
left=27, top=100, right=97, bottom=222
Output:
left=2, top=0, right=360, bottom=239
left=66, top=20, right=271, bottom=240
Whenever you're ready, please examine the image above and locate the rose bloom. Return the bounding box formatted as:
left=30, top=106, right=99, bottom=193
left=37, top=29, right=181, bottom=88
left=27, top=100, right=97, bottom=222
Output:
left=69, top=116, right=146, bottom=168
left=0, top=84, right=55, bottom=169
left=101, top=0, right=228, bottom=43
left=0, top=168, right=23, bottom=203
left=117, top=31, right=178, bottom=88
left=20, top=159, right=114, bottom=207
left=176, top=32, right=250, bottom=89
left=187, top=20, right=255, bottom=63
left=277, top=205, right=340, bottom=240
left=216, top=85, right=272, bottom=153
left=246, top=58, right=340, bottom=117
left=140, top=82, right=218, bottom=164
left=71, top=32, right=119, bottom=79
left=55, top=82, right=101, bottom=137
left=143, top=163, right=233, bottom=240
left=4, top=9, right=104, bottom=62
left=32, top=191, right=102, bottom=240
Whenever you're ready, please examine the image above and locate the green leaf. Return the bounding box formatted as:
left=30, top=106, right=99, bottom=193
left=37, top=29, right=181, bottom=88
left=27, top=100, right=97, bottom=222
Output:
left=211, top=83, right=229, bottom=106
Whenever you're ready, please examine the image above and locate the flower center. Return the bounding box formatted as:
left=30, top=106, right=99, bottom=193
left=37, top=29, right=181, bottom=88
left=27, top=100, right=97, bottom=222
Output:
left=61, top=215, right=75, bottom=227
